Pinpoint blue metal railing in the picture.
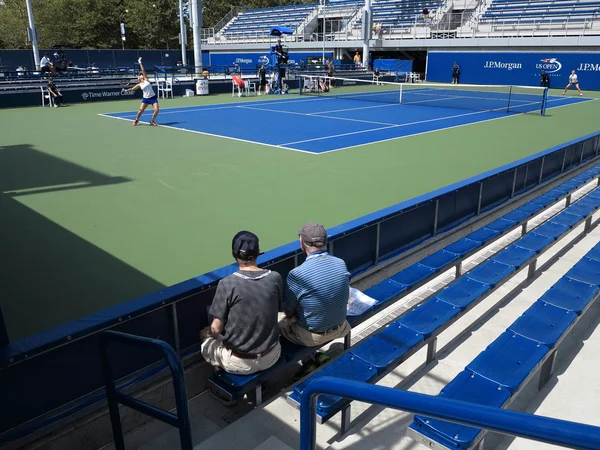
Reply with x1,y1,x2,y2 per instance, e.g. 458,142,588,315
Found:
300,377,600,450
99,331,192,450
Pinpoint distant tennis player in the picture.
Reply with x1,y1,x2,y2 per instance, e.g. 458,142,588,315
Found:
562,70,583,96
452,62,460,84
124,57,159,126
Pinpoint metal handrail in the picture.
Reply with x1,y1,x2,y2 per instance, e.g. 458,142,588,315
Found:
300,377,600,450
99,331,192,450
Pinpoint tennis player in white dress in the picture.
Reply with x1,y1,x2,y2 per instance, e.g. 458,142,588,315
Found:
562,70,583,96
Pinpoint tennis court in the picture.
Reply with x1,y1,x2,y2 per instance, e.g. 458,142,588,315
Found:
1,81,599,341
101,81,591,153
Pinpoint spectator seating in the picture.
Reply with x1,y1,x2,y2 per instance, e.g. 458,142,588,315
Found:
208,163,600,409
477,0,600,31
354,0,440,33
220,4,316,37
285,171,600,429
408,237,600,450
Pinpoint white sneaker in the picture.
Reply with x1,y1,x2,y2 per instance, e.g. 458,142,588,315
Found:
258,92,261,96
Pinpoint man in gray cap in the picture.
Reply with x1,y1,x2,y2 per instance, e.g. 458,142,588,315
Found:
201,231,282,378
279,222,350,347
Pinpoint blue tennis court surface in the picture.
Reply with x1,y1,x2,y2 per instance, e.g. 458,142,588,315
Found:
101,89,591,154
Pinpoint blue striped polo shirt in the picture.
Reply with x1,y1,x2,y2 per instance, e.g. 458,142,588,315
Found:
284,251,350,332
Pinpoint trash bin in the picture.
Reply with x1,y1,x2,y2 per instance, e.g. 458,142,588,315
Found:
196,79,209,96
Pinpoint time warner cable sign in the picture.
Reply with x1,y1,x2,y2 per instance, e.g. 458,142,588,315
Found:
427,52,600,89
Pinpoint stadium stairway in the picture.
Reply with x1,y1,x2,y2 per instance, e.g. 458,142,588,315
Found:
101,174,600,450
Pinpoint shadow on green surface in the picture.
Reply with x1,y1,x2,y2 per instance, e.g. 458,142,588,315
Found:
0,145,164,341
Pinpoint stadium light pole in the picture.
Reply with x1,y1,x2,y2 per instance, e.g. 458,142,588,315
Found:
190,0,202,74
25,0,41,70
179,0,187,66
362,0,371,68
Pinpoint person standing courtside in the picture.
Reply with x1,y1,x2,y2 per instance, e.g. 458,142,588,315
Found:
452,62,460,84
201,231,282,376
562,70,583,96
540,70,550,88
279,223,351,347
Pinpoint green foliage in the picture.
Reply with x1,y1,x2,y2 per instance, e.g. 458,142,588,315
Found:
0,0,317,49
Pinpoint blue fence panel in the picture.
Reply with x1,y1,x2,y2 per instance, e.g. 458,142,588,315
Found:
436,183,480,231
373,59,413,73
481,170,515,211
427,51,600,90
209,52,333,71
0,50,34,70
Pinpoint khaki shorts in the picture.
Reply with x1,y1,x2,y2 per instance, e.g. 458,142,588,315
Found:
278,313,350,347
201,336,281,375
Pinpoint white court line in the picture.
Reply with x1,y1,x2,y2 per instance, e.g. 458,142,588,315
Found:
236,105,399,126
307,103,399,115
305,97,596,155
102,95,330,117
97,113,315,155
99,96,595,156
280,108,488,146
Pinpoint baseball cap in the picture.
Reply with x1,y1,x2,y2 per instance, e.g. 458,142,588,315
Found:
232,231,261,260
299,222,328,246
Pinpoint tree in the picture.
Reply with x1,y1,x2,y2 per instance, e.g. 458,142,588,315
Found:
123,0,181,49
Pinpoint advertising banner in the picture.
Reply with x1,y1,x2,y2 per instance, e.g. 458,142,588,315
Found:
209,52,334,71
426,51,600,90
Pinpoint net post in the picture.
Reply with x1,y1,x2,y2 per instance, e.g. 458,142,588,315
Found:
299,75,304,96
541,87,549,116
399,83,403,104
507,85,512,114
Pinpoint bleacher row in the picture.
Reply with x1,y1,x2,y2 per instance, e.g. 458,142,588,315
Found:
480,0,600,24
207,163,600,411
222,4,315,37
355,0,439,30
409,239,600,449
282,165,600,429
219,0,439,37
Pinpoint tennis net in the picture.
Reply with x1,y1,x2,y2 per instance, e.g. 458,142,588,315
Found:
298,75,549,116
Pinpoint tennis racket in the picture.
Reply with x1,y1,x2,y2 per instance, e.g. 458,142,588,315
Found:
121,78,133,93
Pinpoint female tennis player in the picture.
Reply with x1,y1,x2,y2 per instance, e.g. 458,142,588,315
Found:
124,57,159,126
562,70,583,96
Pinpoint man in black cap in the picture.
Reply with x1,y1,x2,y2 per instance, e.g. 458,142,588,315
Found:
279,222,350,348
201,231,282,377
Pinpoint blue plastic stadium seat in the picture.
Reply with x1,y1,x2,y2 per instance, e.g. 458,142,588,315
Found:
534,222,569,239
502,209,532,222
399,299,460,338
545,186,571,198
467,332,549,392
390,263,436,288
485,218,516,232
350,322,423,374
211,356,286,394
364,279,407,309
518,202,544,215
466,227,501,244
467,260,515,287
410,371,511,449
420,249,460,270
288,353,377,419
587,243,600,262
568,201,598,217
509,301,577,348
436,277,491,310
565,257,600,287
492,245,536,269
540,276,599,314
530,195,556,207
550,211,582,228
579,195,600,209
515,232,554,253
445,238,482,256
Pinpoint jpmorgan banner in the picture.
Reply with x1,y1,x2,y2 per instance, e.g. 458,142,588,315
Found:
426,51,600,90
